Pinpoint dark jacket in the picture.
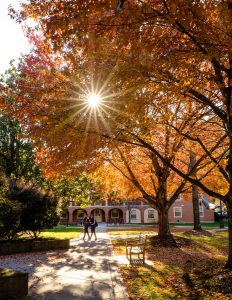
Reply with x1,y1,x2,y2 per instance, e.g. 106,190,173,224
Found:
89,217,97,228
83,216,90,228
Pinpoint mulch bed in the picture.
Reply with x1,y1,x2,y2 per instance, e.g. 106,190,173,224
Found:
149,234,194,248
183,229,213,236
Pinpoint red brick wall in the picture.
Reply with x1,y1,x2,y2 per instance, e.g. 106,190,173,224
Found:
169,198,214,223
67,196,215,224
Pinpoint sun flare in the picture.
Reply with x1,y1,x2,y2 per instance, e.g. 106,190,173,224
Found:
64,73,128,138
87,93,101,108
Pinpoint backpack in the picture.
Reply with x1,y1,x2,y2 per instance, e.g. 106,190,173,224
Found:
83,217,89,226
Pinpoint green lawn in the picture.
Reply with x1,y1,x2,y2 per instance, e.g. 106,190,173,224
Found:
172,222,228,228
21,226,82,240
112,231,232,300
40,226,82,239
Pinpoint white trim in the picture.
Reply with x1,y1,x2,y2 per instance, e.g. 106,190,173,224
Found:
174,207,182,218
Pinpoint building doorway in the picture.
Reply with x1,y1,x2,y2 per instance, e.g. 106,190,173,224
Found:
91,208,106,222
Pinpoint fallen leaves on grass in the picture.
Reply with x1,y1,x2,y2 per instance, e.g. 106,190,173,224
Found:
114,232,231,299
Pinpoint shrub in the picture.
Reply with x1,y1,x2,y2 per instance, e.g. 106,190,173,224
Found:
9,181,60,239
0,198,22,240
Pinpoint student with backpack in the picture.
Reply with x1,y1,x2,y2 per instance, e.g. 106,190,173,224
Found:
89,214,98,241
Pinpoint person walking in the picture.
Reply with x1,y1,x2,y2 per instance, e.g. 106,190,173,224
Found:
89,214,98,241
82,214,90,241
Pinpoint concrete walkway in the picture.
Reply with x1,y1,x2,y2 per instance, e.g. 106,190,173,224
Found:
0,229,129,300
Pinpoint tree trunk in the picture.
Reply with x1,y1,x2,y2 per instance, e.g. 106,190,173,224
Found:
158,208,171,237
225,134,232,269
190,151,202,231
192,184,202,231
225,205,232,269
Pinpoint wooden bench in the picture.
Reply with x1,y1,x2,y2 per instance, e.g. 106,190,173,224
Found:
126,233,147,264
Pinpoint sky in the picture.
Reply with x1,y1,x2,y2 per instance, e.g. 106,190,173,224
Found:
0,0,31,74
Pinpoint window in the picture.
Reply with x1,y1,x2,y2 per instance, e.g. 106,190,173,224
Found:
176,194,182,201
174,207,182,218
130,209,137,219
111,209,119,218
199,206,204,217
148,209,155,219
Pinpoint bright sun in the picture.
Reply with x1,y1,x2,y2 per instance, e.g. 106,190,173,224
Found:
87,94,101,108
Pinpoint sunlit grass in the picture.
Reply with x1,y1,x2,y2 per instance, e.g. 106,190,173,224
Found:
178,232,228,254
21,226,82,240
107,229,156,236
40,226,82,240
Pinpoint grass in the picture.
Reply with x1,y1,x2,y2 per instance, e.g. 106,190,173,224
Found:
112,231,232,299
107,228,156,236
40,226,82,239
107,223,227,236
171,222,228,228
21,226,82,240
178,231,228,254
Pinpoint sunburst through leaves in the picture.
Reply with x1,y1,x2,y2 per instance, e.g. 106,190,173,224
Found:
87,93,101,108
65,75,126,137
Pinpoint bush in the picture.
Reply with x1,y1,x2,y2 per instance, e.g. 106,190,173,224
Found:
9,181,60,239
0,198,22,240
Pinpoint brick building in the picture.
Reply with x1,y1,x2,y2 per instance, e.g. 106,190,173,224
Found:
67,195,215,225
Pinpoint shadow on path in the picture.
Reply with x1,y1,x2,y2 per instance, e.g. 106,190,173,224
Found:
0,233,128,300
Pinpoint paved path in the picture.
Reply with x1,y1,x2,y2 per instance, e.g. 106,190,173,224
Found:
0,229,129,300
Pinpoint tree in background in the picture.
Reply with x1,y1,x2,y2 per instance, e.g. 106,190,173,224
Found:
0,198,22,240
9,180,60,239
48,173,101,224
0,65,42,182
0,113,42,181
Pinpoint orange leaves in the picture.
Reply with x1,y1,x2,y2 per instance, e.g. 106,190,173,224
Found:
2,0,229,198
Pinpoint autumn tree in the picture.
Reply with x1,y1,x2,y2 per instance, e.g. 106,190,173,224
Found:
2,51,219,238
97,0,232,267
7,0,232,267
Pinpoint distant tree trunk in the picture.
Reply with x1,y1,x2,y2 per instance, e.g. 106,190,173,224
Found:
158,207,171,237
225,205,232,270
190,151,202,231
225,144,232,269
192,184,202,231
